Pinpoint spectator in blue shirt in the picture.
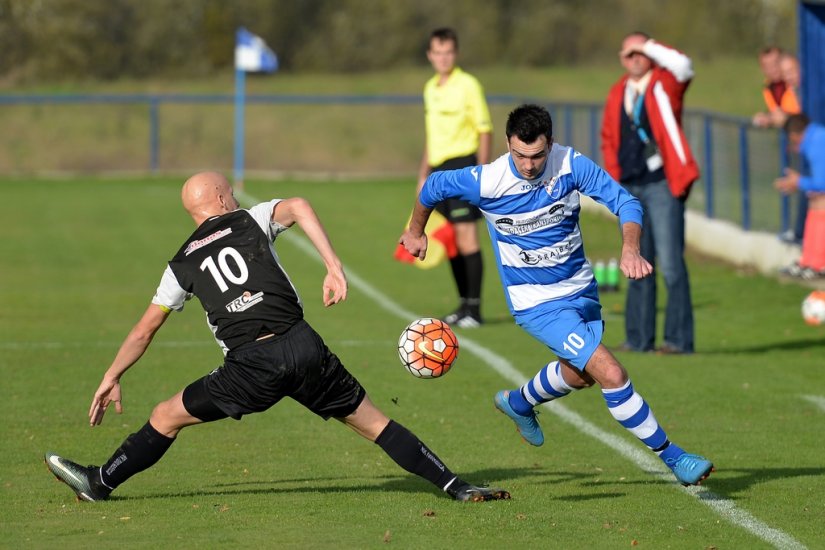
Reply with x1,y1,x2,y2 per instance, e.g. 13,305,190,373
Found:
776,114,825,279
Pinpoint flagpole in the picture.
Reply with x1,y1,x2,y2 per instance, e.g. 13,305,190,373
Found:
233,67,246,190
234,27,276,189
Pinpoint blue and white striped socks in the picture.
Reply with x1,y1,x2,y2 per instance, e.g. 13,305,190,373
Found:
508,361,575,415
602,380,683,461
507,366,684,463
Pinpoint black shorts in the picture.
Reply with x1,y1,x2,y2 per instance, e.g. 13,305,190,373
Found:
182,320,366,422
431,154,483,223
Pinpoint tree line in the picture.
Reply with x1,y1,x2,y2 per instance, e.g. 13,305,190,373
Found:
0,0,795,83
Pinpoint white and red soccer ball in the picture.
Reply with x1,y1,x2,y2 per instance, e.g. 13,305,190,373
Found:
397,318,459,378
802,290,825,326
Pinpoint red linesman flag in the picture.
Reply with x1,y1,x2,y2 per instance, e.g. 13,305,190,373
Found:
394,210,458,270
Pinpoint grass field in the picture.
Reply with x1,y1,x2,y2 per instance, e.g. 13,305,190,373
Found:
1,176,823,549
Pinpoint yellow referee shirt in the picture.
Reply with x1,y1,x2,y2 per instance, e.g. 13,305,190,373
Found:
424,67,493,168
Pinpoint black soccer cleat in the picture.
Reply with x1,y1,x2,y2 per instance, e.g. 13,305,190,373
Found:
45,452,111,502
441,307,466,326
448,481,511,502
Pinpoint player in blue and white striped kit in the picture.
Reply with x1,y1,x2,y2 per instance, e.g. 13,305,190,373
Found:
399,104,713,486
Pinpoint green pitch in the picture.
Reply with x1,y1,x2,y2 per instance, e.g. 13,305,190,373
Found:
1,177,822,549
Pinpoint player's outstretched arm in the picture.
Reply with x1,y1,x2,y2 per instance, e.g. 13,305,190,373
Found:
89,304,170,426
272,197,347,307
399,200,433,261
619,222,654,280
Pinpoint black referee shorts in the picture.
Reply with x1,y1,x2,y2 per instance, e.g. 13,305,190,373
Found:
182,320,366,422
431,153,483,223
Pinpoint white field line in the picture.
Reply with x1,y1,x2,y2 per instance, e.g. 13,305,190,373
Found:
242,189,808,549
801,395,825,413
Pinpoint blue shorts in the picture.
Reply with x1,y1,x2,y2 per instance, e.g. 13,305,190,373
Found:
514,293,604,371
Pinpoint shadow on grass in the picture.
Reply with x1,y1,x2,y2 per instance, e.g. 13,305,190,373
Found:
107,464,824,503
609,336,825,355
703,337,825,354
576,465,825,502
110,465,628,502
696,466,825,499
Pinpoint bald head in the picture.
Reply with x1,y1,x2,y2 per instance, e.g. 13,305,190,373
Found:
181,171,239,225
620,32,653,80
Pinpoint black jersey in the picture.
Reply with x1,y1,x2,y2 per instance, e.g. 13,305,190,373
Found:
152,200,303,352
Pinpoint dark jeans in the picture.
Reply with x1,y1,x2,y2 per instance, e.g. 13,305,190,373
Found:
794,192,809,241
622,179,694,353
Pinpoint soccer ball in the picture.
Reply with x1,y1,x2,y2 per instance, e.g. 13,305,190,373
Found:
801,291,825,326
397,318,459,378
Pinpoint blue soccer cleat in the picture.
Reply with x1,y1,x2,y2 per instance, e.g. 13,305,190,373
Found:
665,453,714,486
494,390,544,446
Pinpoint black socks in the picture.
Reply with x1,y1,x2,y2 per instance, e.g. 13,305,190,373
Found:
449,251,483,317
99,421,175,490
463,251,483,308
375,420,457,491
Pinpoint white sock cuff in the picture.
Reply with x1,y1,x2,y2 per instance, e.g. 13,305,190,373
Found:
601,379,632,395
549,361,575,392
98,466,115,490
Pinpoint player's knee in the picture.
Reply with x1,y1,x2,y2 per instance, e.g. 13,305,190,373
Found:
582,347,629,389
149,398,189,437
342,396,390,441
560,363,595,389
598,361,629,388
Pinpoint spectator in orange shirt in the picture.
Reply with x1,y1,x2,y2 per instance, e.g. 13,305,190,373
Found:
752,46,786,128
753,51,801,128
771,53,807,245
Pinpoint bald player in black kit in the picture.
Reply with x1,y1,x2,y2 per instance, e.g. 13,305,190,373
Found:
45,171,509,503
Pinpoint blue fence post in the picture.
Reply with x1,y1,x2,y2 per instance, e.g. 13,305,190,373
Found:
703,115,714,219
738,123,751,230
233,69,246,186
779,130,790,232
564,105,573,148
149,96,159,174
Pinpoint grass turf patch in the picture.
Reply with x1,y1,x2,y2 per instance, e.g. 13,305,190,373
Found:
1,176,822,548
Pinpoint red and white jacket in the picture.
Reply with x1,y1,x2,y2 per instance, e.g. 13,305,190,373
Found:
600,40,700,199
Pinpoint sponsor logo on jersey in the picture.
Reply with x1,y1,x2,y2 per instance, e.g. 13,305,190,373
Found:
185,228,233,256
494,204,565,235
225,290,264,313
545,177,563,200
519,250,541,265
518,240,575,265
520,176,558,192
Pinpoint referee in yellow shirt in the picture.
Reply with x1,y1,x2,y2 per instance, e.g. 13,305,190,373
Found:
417,27,493,328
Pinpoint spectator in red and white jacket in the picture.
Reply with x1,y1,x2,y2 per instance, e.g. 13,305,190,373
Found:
601,32,698,355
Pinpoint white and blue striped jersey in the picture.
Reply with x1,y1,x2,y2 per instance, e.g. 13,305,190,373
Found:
419,144,643,315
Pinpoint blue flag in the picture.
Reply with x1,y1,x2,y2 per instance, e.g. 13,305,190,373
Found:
235,27,278,73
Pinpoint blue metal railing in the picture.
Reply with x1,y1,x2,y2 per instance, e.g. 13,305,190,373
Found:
703,115,715,219
0,93,793,235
